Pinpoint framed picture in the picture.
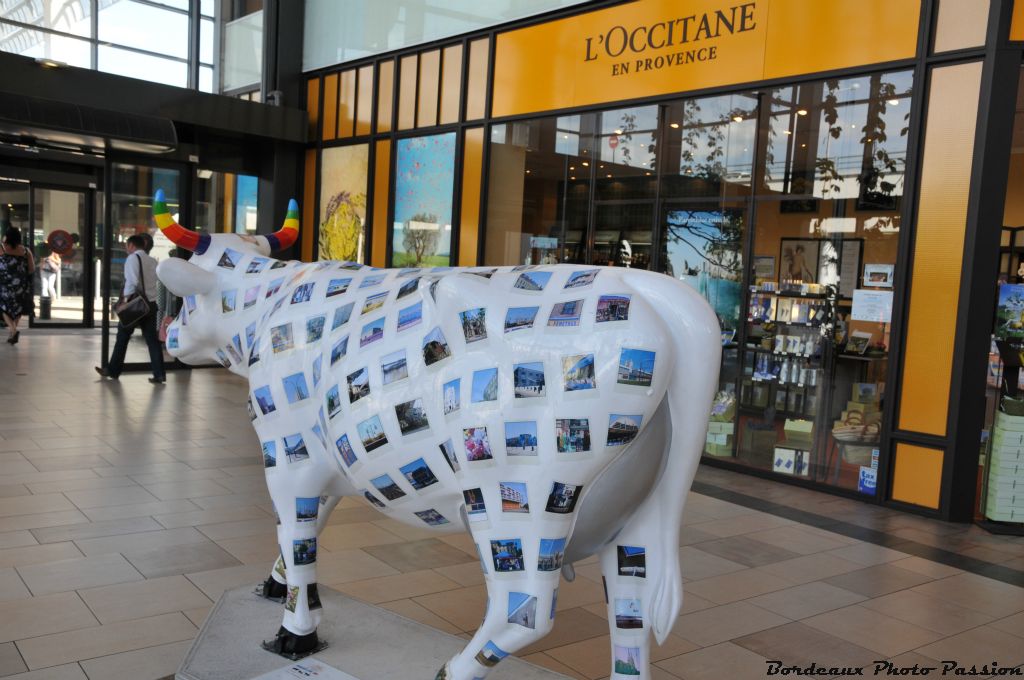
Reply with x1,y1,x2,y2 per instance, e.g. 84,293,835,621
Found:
862,264,894,288
752,256,775,282
779,239,820,283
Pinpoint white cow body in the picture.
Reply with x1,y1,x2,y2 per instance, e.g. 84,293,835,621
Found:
158,228,720,680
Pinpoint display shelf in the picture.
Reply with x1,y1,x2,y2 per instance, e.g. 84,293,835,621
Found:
748,289,828,299
739,405,814,420
745,345,822,361
837,353,888,362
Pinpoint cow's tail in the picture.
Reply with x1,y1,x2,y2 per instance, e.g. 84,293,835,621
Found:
630,270,721,644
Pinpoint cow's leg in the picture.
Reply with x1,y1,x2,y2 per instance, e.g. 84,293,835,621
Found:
597,540,652,678
262,512,324,657
438,533,561,680
260,495,340,600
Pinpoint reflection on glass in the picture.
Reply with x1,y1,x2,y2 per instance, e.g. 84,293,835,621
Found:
98,0,189,60
98,45,188,87
392,133,455,267
0,26,92,68
0,1,92,36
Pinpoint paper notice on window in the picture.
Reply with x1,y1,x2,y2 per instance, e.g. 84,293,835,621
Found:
851,289,893,323
254,660,360,680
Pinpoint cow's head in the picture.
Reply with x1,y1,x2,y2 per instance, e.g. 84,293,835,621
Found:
154,188,299,367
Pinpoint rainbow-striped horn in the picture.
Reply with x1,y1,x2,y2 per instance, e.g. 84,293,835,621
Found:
152,189,211,254
265,199,299,252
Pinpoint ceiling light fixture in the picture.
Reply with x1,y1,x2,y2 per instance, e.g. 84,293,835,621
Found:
796,109,808,116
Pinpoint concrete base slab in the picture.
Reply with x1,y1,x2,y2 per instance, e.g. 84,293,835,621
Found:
176,585,570,680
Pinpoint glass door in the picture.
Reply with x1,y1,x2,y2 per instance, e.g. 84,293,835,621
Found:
29,187,95,327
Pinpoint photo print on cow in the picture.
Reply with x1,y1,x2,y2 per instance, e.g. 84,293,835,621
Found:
490,539,524,573
338,261,362,271
439,438,460,472
400,457,438,490
504,421,538,457
563,353,597,391
414,508,450,526
615,598,643,629
265,277,284,299
214,349,231,368
217,248,242,270
311,421,328,451
326,385,343,419
463,487,486,522
313,356,325,388
248,345,260,367
293,538,317,566
362,291,388,315
225,343,243,365
500,481,529,513
335,434,358,467
262,441,277,468
282,372,310,404
607,414,643,446
614,645,642,675
538,537,567,572
545,482,582,514
359,273,386,288
459,307,487,343
358,415,388,452
307,584,322,611
291,282,315,305
423,326,451,365
397,301,423,332
332,301,354,330
548,299,584,327
596,294,631,323
381,349,408,385
305,316,326,344
295,497,319,523
443,377,460,414
618,348,656,387
475,640,509,668
347,367,370,403
166,327,180,350
285,586,299,612
245,323,256,350
246,256,269,274
505,305,539,333
244,285,260,309
617,545,646,577
253,385,276,415
396,398,429,435
463,427,493,461
330,336,349,366
362,490,385,508
397,277,419,299
359,317,385,347
551,588,558,620
564,268,599,289
221,289,237,314
514,270,552,292
326,277,352,297
556,418,591,453
283,433,309,463
471,368,498,403
370,473,406,500
507,592,537,630
270,323,294,354
513,362,546,398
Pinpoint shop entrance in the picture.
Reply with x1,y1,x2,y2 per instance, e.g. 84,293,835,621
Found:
29,186,97,327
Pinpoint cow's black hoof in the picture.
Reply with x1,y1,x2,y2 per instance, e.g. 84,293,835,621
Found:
434,662,451,680
258,577,287,600
261,626,325,660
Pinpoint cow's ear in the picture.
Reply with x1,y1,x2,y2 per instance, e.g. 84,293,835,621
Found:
157,258,218,297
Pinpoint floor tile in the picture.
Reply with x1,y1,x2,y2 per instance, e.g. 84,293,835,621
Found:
314,548,401,585
685,568,796,604
314,522,407,551
0,568,29,603
362,538,475,573
79,639,192,680
0,543,81,569
1,663,86,680
742,525,853,555
0,641,26,678
915,625,1024,668
694,535,802,567
377,599,461,635
0,592,98,643
803,604,944,656
63,486,160,510
80,500,199,523
334,568,462,604
18,553,142,596
519,652,588,680
0,495,75,519
141,479,233,501
75,527,209,557
520,606,609,655
78,575,212,624
655,641,769,680
888,556,962,579
859,588,995,635
0,532,36,551
823,563,934,598
30,517,162,544
16,612,196,670
910,572,1024,618
677,546,748,581
671,601,789,647
153,505,268,530
825,543,908,566
756,552,865,584
124,541,241,579
413,585,488,631
747,581,867,619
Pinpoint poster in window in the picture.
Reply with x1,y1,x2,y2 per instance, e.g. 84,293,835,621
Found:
392,133,455,267
779,239,820,283
319,145,368,263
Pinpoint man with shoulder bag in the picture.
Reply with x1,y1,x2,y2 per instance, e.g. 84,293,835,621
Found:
96,233,166,384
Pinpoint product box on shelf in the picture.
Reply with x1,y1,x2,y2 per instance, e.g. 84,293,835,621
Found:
773,447,810,476
783,418,814,447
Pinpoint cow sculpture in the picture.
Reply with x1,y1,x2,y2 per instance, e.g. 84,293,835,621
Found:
152,190,721,679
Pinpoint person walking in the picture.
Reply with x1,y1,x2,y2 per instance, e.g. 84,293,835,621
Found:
0,227,34,345
96,234,165,383
39,249,60,300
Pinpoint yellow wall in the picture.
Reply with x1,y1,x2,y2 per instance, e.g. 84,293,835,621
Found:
492,0,920,118
891,443,943,509
1005,152,1024,225
1013,0,1024,41
372,139,391,268
459,128,484,265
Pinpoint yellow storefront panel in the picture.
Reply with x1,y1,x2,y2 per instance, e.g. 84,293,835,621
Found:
1013,0,1024,41
899,62,982,436
418,49,441,128
302,149,316,262
440,44,463,125
377,60,395,133
492,0,919,118
306,78,319,141
465,38,489,121
338,69,356,138
356,65,373,136
891,443,943,509
321,73,338,141
372,139,391,268
398,55,418,130
459,127,484,266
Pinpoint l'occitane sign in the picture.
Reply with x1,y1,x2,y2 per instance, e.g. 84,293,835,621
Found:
492,0,920,118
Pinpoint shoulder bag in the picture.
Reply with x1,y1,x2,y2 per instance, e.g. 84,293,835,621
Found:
114,253,151,328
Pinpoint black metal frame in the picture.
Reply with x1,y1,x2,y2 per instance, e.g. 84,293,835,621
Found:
303,0,1024,520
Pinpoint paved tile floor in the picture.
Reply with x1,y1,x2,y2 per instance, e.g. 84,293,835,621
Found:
0,330,1020,679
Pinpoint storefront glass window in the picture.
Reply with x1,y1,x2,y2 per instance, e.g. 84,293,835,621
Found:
319,145,369,262
391,133,456,267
